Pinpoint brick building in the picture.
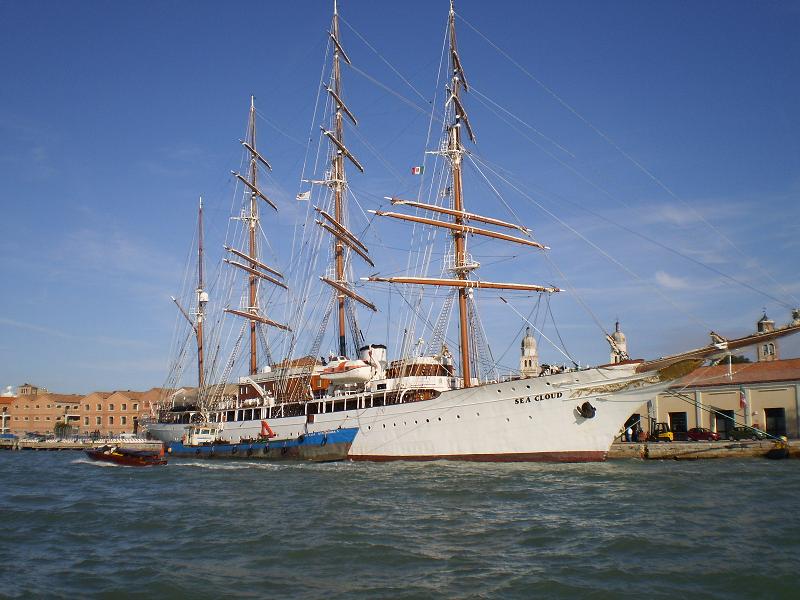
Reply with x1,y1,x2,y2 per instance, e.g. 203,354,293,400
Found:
3,385,164,437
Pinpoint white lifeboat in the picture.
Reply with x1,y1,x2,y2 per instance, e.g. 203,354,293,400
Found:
320,358,373,384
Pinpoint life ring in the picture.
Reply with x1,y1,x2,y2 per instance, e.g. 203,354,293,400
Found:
321,434,328,447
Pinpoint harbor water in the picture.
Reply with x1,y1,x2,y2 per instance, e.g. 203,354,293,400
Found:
0,453,798,599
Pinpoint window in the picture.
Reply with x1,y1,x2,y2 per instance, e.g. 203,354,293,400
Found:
85,405,89,411
109,416,114,425
109,404,114,411
121,416,127,425
35,405,39,409
84,417,89,425
96,417,101,425
97,404,101,411
133,403,139,411
34,417,39,421
46,417,50,421
121,404,127,411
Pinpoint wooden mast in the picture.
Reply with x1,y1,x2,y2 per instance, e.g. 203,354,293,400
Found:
197,196,206,389
332,0,347,358
448,0,473,387
316,0,375,358
366,0,558,389
224,96,291,372
247,96,259,375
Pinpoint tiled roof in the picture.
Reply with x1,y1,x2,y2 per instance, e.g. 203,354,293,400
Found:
671,358,800,389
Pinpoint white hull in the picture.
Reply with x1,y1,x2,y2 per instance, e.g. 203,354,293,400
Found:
145,363,666,462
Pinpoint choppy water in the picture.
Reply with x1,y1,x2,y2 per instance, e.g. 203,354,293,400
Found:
0,453,798,599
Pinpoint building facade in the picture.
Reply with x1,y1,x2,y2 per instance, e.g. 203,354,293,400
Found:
628,358,800,439
3,386,163,437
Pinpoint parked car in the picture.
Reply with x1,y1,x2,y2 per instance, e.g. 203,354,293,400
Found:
687,427,720,442
729,427,766,441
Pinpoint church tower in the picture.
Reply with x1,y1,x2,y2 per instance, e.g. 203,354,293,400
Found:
756,312,779,362
610,320,628,363
520,327,540,377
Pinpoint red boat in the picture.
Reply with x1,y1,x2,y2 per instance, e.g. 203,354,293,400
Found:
85,445,167,467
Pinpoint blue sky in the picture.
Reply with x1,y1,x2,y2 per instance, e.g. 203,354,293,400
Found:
1,0,798,394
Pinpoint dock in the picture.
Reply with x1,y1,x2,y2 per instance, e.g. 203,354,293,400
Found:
609,439,795,460
0,438,163,452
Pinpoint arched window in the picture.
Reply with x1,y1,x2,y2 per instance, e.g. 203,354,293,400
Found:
768,343,775,355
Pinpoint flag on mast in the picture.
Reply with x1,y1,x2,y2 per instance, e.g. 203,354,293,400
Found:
411,166,424,175
296,190,311,201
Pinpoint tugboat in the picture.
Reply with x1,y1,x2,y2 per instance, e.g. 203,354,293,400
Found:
166,421,358,462
85,445,168,467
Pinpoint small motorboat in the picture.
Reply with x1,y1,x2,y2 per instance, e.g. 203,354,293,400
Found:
85,445,167,467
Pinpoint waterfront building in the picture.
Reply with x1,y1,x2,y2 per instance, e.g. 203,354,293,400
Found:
3,386,164,437
623,313,799,439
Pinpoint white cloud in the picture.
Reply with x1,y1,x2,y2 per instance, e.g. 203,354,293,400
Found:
654,270,690,290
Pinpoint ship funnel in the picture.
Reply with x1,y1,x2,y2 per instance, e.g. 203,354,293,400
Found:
359,344,387,371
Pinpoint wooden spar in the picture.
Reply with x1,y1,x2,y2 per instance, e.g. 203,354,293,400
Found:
231,171,278,211
328,30,352,65
324,85,358,126
388,198,530,233
370,210,547,249
171,296,196,332
320,277,377,311
225,308,291,332
224,245,284,278
321,127,364,173
314,207,369,252
636,322,800,373
240,140,272,171
450,92,475,142
316,221,375,267
364,276,560,293
224,259,288,290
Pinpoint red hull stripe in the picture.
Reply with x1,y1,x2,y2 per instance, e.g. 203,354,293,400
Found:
350,451,607,463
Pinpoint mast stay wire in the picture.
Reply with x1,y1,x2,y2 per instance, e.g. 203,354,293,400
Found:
457,11,798,308
468,152,717,333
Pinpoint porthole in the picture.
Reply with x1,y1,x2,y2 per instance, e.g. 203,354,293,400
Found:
415,420,418,424
437,417,442,422
528,415,533,419
383,424,386,428
476,412,480,417
456,415,460,419
526,385,531,389
506,418,510,422
426,418,430,423
497,389,502,393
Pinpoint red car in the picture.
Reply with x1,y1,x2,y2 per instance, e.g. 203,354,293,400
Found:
687,427,720,441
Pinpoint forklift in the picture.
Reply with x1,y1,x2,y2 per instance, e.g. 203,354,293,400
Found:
647,417,673,442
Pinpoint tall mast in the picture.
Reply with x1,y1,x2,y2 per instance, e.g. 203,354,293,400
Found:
197,196,206,388
448,0,472,386
366,0,559,388
317,0,373,358
247,96,259,375
224,97,290,372
333,1,347,357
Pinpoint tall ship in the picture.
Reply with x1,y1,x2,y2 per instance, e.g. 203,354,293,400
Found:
144,1,800,461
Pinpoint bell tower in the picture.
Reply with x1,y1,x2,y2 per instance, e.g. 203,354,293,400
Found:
520,327,540,377
610,320,628,364
756,312,779,362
